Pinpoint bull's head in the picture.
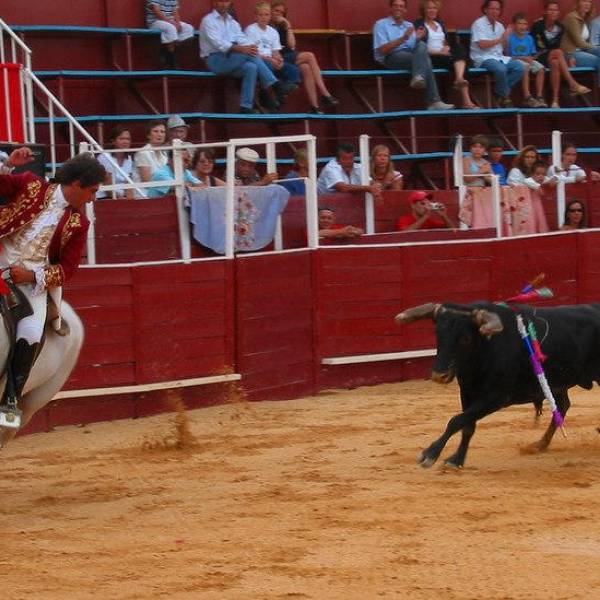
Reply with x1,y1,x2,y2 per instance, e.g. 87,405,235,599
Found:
395,303,503,384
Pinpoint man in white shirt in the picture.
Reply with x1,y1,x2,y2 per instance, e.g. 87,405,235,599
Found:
317,143,383,199
372,0,453,110
199,0,294,113
470,0,525,107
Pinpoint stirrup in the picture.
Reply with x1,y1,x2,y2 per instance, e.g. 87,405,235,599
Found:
0,402,22,429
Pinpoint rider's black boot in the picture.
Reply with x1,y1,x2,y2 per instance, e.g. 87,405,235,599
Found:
7,339,39,402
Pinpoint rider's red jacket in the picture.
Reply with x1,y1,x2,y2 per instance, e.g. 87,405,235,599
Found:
0,171,89,288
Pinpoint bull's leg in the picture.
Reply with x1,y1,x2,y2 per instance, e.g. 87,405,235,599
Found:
443,422,477,469
529,390,570,453
419,399,502,468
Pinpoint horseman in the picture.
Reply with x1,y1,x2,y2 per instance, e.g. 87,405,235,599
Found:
0,148,105,423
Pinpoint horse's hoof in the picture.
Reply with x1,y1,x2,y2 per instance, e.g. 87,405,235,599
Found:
418,453,436,468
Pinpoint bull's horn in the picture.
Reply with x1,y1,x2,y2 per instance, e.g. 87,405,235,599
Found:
472,309,504,336
395,303,442,325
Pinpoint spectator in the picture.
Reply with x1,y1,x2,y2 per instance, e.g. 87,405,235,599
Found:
270,1,339,113
0,151,12,175
134,120,168,183
561,198,587,229
397,190,454,230
561,0,600,84
148,148,200,198
414,0,478,109
199,0,294,114
373,0,454,111
507,12,547,107
527,160,556,190
244,2,300,111
370,144,404,190
167,114,189,142
487,138,507,185
507,145,541,186
234,147,278,186
317,143,382,198
470,0,525,108
190,148,225,187
547,142,600,182
463,135,492,187
97,125,134,199
318,207,364,240
531,1,590,108
281,148,308,196
146,0,194,69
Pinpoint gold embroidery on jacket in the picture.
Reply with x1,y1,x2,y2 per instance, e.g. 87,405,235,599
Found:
44,264,64,288
0,181,56,231
60,212,82,248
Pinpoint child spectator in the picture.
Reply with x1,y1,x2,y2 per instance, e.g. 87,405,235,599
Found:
508,13,547,107
318,207,364,240
244,2,300,111
463,135,492,187
146,0,194,69
527,160,556,190
370,144,404,190
397,190,454,230
486,138,507,185
97,125,134,199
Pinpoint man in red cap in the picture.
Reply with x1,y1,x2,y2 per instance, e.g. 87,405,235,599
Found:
397,190,455,231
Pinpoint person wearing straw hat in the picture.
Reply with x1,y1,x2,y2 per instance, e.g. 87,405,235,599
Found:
167,115,190,143
234,147,278,186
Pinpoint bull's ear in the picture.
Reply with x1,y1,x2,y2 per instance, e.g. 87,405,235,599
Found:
472,309,503,337
395,303,442,325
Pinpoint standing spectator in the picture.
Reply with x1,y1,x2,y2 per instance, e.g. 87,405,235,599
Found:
190,148,225,187
507,145,541,186
414,0,478,109
317,143,383,198
531,1,590,108
463,135,492,187
134,120,168,183
507,13,547,107
199,0,294,114
547,142,600,182
97,125,134,199
561,199,587,229
397,190,454,230
167,114,189,142
146,0,194,69
270,1,339,113
470,0,525,108
234,147,278,186
487,138,507,185
561,0,600,83
373,0,454,111
281,148,308,196
370,144,404,190
318,207,364,240
244,2,300,111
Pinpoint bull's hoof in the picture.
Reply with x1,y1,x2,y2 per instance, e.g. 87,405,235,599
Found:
443,459,463,470
418,452,436,468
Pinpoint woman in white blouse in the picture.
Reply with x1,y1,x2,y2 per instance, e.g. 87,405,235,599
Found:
97,125,134,199
547,142,600,183
134,120,168,183
414,0,478,109
507,145,542,187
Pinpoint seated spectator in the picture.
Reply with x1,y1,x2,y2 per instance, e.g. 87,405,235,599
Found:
561,0,600,85
373,0,454,111
134,120,168,183
281,148,308,196
487,138,507,185
507,145,541,186
414,0,478,109
397,190,455,230
547,142,600,182
270,1,339,113
190,148,225,187
470,0,525,108
561,198,587,230
97,125,134,199
146,0,194,69
370,144,404,190
167,114,189,142
508,12,547,107
199,0,294,114
244,2,300,111
148,148,200,198
463,135,492,187
317,143,382,198
531,1,590,108
234,147,278,186
318,207,364,240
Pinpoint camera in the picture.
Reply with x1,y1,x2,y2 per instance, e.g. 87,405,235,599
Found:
429,202,444,210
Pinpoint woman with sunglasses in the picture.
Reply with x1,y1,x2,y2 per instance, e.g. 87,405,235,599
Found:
561,199,587,229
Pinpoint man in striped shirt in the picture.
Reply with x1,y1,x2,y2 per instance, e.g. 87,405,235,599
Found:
146,0,194,69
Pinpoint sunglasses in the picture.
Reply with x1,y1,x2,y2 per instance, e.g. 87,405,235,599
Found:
568,208,583,213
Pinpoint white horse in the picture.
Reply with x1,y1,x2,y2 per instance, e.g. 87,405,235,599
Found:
0,301,84,448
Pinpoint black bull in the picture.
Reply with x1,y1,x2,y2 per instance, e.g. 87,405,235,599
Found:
395,301,600,468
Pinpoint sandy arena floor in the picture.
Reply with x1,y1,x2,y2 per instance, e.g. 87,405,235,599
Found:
2,380,600,600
